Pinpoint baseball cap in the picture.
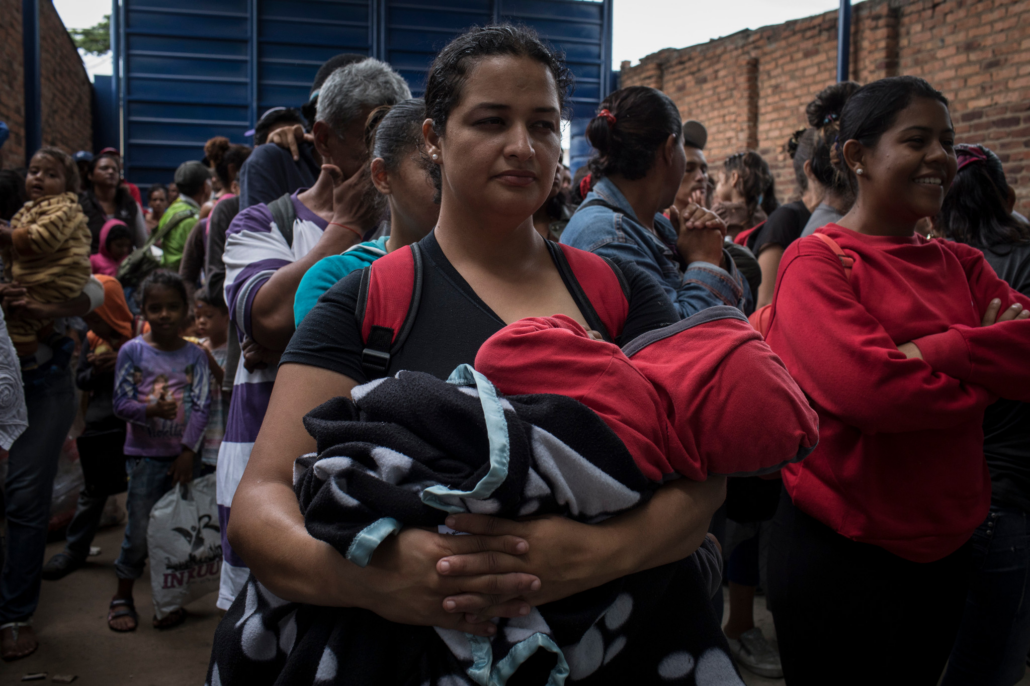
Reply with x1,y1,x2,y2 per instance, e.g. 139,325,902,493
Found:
98,147,120,157
74,150,94,163
682,120,708,150
174,160,211,194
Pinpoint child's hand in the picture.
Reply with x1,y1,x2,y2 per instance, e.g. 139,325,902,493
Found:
146,391,178,420
168,449,195,485
89,351,118,373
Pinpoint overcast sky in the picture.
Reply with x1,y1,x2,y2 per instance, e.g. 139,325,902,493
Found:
55,0,861,80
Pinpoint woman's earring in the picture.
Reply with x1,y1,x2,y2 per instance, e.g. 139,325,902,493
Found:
431,153,439,160
856,168,864,175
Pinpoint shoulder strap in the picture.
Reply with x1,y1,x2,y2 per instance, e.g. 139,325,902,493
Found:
268,193,296,249
357,243,423,378
750,231,854,337
147,207,194,249
555,243,630,342
812,232,854,280
734,220,765,248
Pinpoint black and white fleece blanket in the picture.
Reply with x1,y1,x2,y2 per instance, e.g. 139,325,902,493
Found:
207,365,741,686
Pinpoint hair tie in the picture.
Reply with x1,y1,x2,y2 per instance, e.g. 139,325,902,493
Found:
597,109,617,127
956,145,988,173
579,173,593,199
822,113,839,126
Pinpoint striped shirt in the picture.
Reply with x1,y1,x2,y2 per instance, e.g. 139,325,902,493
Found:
215,191,327,610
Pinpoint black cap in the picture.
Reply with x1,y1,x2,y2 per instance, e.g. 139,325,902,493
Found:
682,120,707,150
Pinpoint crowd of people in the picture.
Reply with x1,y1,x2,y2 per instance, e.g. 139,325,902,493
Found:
0,22,1027,686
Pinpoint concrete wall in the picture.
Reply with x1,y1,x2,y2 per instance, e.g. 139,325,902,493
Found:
0,0,93,169
620,0,1030,215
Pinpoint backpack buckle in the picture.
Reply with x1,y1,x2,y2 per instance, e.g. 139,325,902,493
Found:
360,347,391,374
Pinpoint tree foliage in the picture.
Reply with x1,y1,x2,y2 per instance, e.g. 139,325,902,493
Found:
69,14,110,56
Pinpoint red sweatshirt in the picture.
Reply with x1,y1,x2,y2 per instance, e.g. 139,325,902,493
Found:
766,224,1030,563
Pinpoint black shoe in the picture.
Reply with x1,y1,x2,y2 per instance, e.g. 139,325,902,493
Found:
41,553,83,581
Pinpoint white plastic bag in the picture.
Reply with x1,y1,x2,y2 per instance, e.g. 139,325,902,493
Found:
147,473,221,619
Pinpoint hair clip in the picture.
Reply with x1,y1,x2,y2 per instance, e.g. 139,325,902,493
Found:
822,113,839,126
597,109,617,127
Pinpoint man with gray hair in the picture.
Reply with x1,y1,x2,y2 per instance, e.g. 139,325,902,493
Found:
238,56,409,209
214,57,409,610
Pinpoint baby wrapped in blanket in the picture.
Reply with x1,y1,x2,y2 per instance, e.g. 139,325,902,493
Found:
208,306,817,686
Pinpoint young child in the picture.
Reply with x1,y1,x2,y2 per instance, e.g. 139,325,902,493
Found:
2,147,92,357
108,270,211,632
194,290,229,471
89,218,134,277
42,275,135,580
475,312,820,482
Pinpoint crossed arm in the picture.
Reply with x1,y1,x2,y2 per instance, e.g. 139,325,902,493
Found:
228,362,726,636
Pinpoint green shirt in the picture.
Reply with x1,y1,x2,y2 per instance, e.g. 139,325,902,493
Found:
158,196,200,271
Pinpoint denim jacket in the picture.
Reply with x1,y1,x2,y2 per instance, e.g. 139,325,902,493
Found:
561,177,752,317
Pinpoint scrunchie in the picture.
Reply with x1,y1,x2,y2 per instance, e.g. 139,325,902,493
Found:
597,109,617,127
956,145,988,173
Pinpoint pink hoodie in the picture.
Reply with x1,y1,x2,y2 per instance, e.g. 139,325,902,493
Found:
89,218,130,277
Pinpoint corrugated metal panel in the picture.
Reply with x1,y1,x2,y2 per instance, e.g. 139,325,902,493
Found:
115,0,609,186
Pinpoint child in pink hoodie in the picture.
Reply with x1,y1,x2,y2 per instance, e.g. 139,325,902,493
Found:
89,218,134,277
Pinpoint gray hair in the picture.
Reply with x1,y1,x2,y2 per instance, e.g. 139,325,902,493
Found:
316,59,411,137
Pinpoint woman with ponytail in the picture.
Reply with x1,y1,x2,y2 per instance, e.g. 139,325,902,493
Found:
800,81,860,236
561,86,753,317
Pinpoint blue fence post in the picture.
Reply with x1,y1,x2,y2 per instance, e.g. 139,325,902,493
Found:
837,0,851,82
22,0,41,166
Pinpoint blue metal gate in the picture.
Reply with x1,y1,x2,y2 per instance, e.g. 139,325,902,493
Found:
111,0,612,186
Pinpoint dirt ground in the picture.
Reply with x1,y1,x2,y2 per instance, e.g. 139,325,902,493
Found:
6,507,1030,686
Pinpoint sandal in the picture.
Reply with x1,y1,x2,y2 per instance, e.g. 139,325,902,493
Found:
1,621,38,661
108,598,138,632
153,608,187,630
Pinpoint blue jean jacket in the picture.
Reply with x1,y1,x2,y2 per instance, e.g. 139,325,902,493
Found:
561,177,752,318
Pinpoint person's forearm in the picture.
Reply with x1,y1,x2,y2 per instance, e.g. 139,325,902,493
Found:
229,479,365,606
250,227,361,349
601,476,726,577
35,292,91,319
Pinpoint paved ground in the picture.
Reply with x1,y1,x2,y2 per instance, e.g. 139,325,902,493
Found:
7,507,1030,685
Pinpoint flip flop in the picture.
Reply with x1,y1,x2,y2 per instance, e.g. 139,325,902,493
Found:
1,621,38,661
108,598,138,632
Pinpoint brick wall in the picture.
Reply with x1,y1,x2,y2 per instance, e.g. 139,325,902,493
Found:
0,0,93,170
620,0,1030,216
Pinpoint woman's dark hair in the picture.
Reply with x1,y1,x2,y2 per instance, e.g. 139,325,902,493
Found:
587,86,681,181
205,137,252,188
787,128,816,193
425,24,572,139
935,143,1029,253
722,150,778,219
90,152,120,176
833,76,949,185
140,270,189,311
806,81,860,195
365,98,435,206
0,169,27,221
148,183,167,204
105,222,133,248
366,98,427,172
34,147,80,194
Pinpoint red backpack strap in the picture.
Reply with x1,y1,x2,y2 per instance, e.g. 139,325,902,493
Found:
556,244,630,342
734,220,765,248
812,232,854,280
748,232,853,338
357,244,423,377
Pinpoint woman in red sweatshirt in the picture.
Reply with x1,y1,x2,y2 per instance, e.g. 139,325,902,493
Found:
763,75,1030,685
